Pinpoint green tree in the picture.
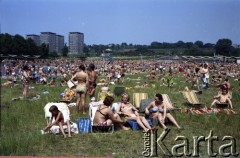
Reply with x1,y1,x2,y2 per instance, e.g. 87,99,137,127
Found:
12,34,27,55
26,38,39,55
194,41,204,48
215,39,232,56
0,33,13,54
39,43,49,58
176,41,185,48
62,44,68,57
184,44,200,55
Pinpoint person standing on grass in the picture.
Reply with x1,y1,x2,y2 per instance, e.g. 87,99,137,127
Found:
87,63,98,87
22,65,31,97
43,105,71,138
71,64,88,114
199,63,209,93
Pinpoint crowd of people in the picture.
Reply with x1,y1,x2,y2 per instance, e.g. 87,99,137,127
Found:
1,58,240,137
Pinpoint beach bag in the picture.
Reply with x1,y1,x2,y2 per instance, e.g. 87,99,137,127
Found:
77,118,91,133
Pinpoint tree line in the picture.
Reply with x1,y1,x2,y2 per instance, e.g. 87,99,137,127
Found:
1,33,240,58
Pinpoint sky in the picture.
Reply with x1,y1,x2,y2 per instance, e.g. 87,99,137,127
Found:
1,0,240,45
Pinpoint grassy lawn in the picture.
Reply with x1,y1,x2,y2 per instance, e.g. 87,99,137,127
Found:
1,72,240,157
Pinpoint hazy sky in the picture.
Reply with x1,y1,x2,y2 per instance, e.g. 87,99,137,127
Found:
1,0,240,45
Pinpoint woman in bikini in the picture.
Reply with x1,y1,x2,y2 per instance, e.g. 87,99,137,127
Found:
116,93,152,132
145,93,181,130
93,96,129,130
71,64,88,114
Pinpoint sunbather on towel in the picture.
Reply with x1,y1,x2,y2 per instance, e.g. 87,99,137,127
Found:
116,93,152,132
211,89,233,109
145,93,181,130
43,105,71,138
93,96,129,130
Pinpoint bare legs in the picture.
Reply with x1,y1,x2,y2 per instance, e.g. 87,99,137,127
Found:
43,121,72,138
158,113,181,130
127,115,152,132
22,84,29,97
76,92,87,114
114,114,130,130
211,99,233,109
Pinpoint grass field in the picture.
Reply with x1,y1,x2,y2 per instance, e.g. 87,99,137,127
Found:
1,72,240,157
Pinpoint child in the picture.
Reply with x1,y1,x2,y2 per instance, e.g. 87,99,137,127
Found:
43,105,71,138
211,89,233,109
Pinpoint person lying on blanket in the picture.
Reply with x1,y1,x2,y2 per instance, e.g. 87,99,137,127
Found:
43,105,71,138
210,89,233,109
93,96,129,130
145,93,181,130
116,93,152,132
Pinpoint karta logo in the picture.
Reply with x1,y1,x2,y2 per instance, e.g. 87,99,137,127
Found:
142,129,239,157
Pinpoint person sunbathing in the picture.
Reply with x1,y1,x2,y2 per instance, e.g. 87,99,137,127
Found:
93,96,129,130
134,82,148,89
2,79,14,87
211,89,233,109
145,93,181,130
116,93,152,132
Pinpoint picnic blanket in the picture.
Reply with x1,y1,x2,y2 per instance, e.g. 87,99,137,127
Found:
184,107,237,115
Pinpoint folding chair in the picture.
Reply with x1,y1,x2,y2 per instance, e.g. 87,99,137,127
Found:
133,93,148,109
162,94,182,112
182,90,204,108
89,101,114,134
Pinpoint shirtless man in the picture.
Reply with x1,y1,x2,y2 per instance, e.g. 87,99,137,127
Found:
71,64,88,113
211,89,233,109
87,63,98,87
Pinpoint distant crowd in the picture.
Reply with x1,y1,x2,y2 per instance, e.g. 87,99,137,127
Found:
2,58,240,137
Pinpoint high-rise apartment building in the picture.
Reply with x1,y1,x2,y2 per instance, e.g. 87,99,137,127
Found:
69,32,84,54
40,32,56,53
56,35,64,54
26,34,40,46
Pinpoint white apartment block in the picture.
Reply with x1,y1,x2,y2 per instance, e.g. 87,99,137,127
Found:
40,32,56,53
69,32,84,54
56,35,64,54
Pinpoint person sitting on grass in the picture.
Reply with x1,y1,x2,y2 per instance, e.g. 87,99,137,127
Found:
116,93,152,132
47,77,56,86
43,105,71,138
93,96,129,130
210,89,233,109
145,93,181,130
134,82,149,89
1,79,14,87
